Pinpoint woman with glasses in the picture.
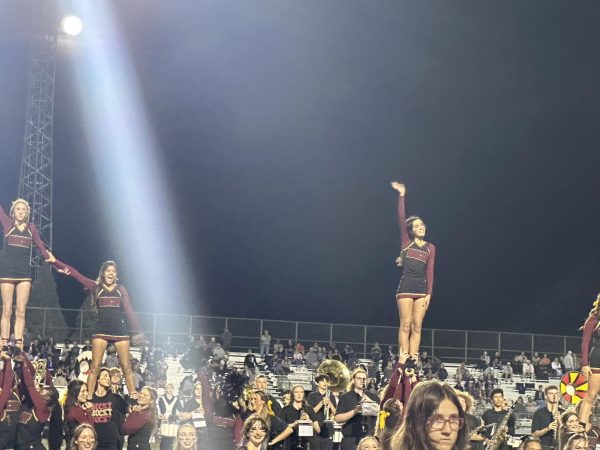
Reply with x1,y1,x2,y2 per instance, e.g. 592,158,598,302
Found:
390,182,436,362
392,380,468,450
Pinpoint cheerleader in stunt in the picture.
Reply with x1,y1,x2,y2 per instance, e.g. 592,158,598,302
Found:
0,199,58,350
55,260,144,398
390,183,435,361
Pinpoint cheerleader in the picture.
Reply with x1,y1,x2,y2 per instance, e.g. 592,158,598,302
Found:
0,352,21,449
121,387,158,450
238,416,270,450
579,294,600,427
390,183,435,360
55,260,143,397
0,199,57,349
15,356,62,450
247,391,293,449
64,380,94,448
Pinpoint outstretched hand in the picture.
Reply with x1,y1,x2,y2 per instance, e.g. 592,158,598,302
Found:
45,251,56,264
57,267,71,275
390,182,405,196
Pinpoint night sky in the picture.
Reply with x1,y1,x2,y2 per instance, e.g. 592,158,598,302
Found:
1,0,600,336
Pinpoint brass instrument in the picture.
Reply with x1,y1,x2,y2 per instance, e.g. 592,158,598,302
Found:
317,360,350,393
34,359,47,386
485,405,515,450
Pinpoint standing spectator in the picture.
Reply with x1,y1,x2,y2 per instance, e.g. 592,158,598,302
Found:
91,368,128,450
244,350,259,381
334,368,379,450
370,343,382,364
221,328,232,352
563,351,574,373
158,383,181,450
481,388,515,450
278,385,320,450
305,347,319,370
530,385,561,449
260,331,271,360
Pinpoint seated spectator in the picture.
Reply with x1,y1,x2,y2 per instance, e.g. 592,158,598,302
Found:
514,396,526,413
502,362,513,382
305,348,319,369
292,351,304,366
436,363,448,381
522,358,534,380
532,352,540,366
371,342,382,363
551,358,562,376
478,351,490,370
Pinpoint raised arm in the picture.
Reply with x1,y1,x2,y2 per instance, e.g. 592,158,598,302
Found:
426,244,436,295
119,286,143,335
0,204,12,233
581,315,597,368
0,355,14,416
391,182,410,249
21,357,50,422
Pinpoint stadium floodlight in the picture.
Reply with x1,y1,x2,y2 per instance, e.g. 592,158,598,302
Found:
61,15,83,36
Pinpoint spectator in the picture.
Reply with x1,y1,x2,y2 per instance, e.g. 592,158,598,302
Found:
305,347,319,370
436,363,448,381
478,351,490,370
563,351,574,373
522,358,534,380
260,330,271,360
534,385,545,406
221,328,232,352
530,385,560,448
244,350,258,381
371,343,382,364
502,362,513,382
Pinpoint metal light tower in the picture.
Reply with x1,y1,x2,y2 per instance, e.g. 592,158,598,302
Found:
18,8,57,272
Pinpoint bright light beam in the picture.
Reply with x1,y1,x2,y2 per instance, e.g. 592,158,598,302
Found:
61,15,83,36
64,3,201,323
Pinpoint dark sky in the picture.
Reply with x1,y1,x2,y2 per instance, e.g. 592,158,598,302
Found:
1,0,600,335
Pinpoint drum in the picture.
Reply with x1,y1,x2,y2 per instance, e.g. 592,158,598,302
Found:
160,423,178,437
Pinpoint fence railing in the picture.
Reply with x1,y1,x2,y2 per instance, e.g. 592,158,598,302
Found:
15,307,582,364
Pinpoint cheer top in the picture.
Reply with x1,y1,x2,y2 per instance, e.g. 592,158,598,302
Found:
55,262,142,340
0,206,52,281
0,358,21,450
15,359,51,450
122,409,153,450
396,194,435,297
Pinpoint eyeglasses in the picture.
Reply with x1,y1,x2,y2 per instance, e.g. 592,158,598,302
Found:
428,415,464,431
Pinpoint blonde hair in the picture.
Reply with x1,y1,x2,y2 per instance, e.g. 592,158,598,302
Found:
453,389,474,412
347,367,369,392
9,198,30,222
357,436,379,449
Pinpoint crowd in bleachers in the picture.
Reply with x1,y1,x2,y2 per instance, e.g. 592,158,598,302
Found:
0,330,594,450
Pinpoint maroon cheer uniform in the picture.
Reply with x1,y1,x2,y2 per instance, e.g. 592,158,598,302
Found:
0,358,21,449
396,194,435,298
122,409,153,450
15,359,51,450
0,206,52,282
54,263,142,342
